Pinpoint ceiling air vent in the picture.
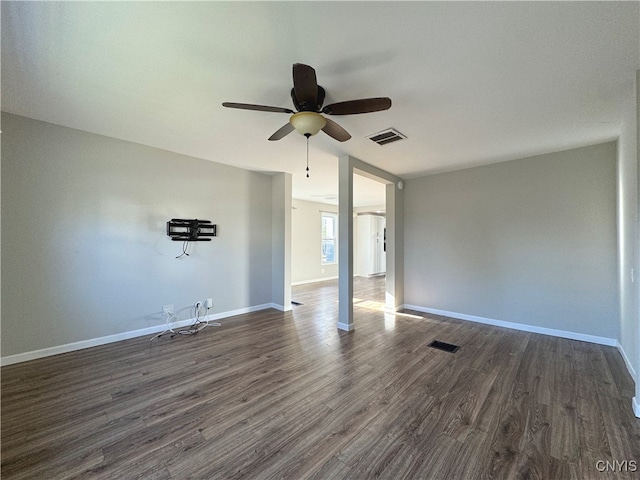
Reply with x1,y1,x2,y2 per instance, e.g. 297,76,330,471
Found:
367,128,406,146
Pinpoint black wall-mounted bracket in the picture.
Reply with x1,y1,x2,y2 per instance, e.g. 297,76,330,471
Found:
166,219,217,241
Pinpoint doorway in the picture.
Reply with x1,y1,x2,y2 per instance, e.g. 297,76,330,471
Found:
337,155,403,331
289,173,386,309
353,173,387,307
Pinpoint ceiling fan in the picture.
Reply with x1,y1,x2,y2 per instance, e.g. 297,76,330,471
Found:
222,63,392,143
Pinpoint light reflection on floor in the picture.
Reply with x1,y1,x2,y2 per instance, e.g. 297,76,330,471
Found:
292,277,424,334
352,299,424,331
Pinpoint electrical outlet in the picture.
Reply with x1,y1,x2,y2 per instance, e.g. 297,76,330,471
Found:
205,298,213,308
162,304,173,315
195,301,203,310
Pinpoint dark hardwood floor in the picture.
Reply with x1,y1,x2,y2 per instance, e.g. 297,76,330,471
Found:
2,276,639,479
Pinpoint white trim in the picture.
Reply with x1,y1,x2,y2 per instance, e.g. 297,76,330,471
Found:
1,303,275,367
402,304,617,346
205,303,275,321
292,274,385,285
270,303,292,312
616,341,637,380
291,276,338,286
633,397,640,418
337,322,354,332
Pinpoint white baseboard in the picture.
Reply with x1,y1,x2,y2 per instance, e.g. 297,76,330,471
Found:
337,322,355,332
270,303,293,312
402,304,617,347
1,303,275,367
616,341,637,381
291,276,338,286
633,397,640,418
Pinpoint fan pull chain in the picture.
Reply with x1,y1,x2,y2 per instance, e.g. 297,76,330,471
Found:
305,134,310,178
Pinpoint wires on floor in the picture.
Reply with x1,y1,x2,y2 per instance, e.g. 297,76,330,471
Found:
177,302,221,336
149,302,221,344
149,312,180,343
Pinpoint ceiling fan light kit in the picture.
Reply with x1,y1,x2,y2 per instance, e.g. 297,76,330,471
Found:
290,111,326,137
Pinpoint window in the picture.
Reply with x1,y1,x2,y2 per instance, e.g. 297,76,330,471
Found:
321,212,338,264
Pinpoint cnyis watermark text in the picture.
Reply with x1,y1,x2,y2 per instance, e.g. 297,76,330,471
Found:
595,460,637,473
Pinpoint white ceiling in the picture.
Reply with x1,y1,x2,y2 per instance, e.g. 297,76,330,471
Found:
2,2,638,208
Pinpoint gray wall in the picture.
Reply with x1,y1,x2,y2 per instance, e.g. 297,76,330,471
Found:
404,142,619,339
291,199,339,284
1,113,274,358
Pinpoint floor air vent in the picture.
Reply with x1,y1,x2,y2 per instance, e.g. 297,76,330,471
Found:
367,128,406,146
428,340,460,353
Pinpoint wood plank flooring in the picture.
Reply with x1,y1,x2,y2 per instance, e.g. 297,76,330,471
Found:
2,276,639,479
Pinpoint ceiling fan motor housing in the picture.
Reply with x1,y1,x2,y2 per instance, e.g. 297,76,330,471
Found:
291,86,325,112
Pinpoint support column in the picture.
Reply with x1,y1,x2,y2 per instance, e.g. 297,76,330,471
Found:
635,69,640,417
271,172,292,311
385,182,404,311
338,155,354,331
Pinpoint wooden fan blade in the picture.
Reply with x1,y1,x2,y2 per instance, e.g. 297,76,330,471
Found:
223,102,293,114
322,97,392,115
322,118,351,142
292,63,318,108
268,122,295,141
